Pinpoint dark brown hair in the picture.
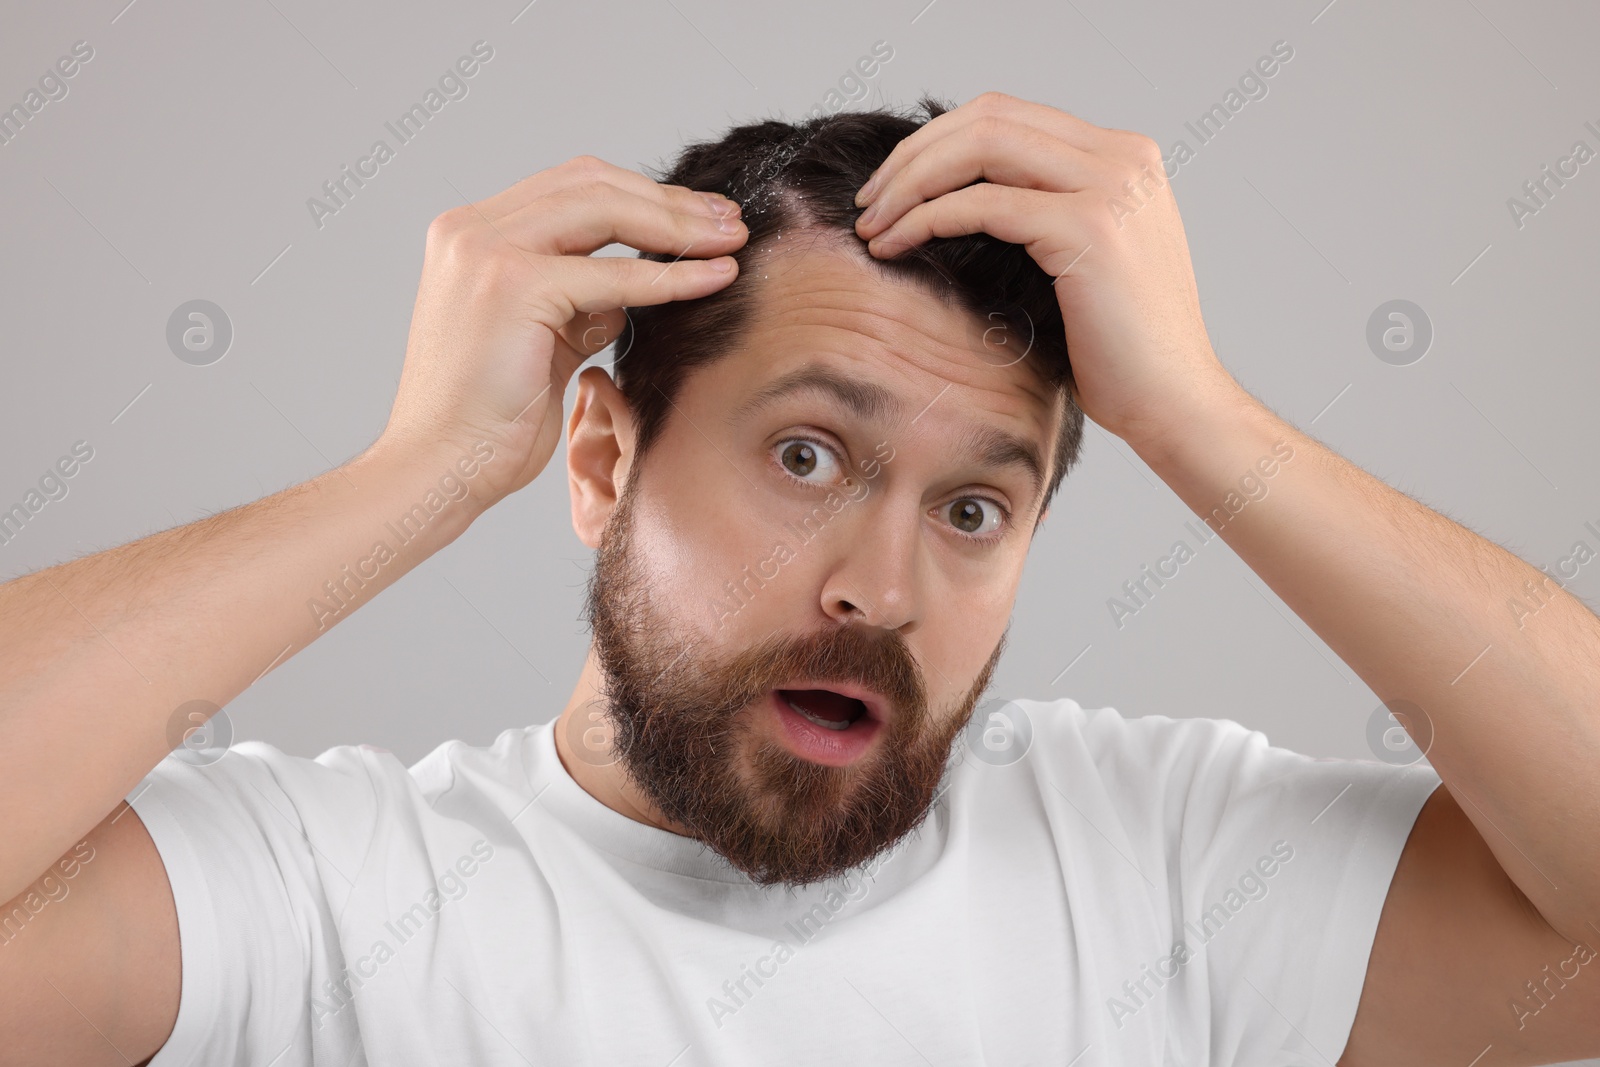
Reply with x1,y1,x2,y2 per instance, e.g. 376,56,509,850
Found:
613,94,1084,516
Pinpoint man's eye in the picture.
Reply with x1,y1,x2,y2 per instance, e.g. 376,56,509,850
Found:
776,438,841,482
945,497,1005,537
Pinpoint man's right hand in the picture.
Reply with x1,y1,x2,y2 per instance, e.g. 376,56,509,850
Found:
379,155,746,509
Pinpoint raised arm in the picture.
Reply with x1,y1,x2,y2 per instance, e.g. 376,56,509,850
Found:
1133,385,1600,1065
0,155,747,1065
850,90,1600,1062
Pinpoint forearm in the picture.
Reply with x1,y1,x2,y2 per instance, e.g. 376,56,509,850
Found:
0,436,492,903
1128,382,1600,940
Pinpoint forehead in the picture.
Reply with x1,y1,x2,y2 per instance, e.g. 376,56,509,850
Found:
695,234,1061,474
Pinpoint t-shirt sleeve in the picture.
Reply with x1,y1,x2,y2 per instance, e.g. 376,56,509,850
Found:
127,740,386,1067
1065,702,1442,1066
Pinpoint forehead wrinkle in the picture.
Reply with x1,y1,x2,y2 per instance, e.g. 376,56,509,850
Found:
727,364,903,428
756,281,957,366
750,271,1050,415
746,243,956,353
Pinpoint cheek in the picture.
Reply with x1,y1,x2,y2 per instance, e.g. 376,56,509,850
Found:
927,618,1001,695
632,460,802,630
923,578,1016,698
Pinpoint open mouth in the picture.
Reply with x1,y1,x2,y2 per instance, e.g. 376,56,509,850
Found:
776,688,871,731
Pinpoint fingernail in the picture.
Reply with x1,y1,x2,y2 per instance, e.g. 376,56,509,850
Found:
697,192,731,216
710,257,734,272
856,173,880,206
858,201,880,228
873,228,908,253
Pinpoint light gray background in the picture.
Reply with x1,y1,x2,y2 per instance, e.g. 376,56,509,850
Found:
4,3,1598,818
5,1,1598,1059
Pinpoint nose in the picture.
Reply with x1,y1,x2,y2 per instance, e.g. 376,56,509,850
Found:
818,489,923,634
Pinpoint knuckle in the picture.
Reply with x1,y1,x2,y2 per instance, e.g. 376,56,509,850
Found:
558,168,621,216
426,206,467,244
1120,130,1163,166
435,226,527,296
972,114,1011,144
973,90,1012,111
565,154,610,179
553,183,617,232
425,208,495,267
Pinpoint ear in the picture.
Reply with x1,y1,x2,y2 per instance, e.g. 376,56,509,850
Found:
567,366,636,548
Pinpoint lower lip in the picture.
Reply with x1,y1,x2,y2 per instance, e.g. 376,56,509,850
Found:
768,690,882,767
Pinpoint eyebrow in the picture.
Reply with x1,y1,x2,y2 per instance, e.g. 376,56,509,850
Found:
728,364,1047,504
953,423,1046,505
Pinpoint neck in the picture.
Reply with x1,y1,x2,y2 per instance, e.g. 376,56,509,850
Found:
553,647,693,837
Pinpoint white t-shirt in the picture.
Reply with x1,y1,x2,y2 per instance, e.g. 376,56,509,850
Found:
127,697,1440,1066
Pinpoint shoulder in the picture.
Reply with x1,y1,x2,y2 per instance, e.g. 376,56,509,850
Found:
951,695,1439,856
963,694,1271,789
946,695,1273,855
130,722,554,878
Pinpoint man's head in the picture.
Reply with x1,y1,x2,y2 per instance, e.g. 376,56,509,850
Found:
561,97,1083,888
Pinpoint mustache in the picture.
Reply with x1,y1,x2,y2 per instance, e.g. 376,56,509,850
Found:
603,618,931,749
722,622,927,720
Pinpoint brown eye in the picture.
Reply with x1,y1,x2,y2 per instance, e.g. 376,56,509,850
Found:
946,498,1003,536
776,438,841,482
781,441,817,476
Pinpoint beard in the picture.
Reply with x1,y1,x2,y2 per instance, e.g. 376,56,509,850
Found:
582,473,1009,889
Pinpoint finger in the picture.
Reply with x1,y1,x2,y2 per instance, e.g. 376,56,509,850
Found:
596,169,743,227
856,93,1111,210
492,181,747,259
558,306,629,358
535,250,739,321
855,117,1121,241
474,154,737,228
864,183,1093,278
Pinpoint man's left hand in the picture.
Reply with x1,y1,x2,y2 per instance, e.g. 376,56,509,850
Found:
852,90,1239,450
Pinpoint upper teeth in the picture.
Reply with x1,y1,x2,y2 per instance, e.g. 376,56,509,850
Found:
786,696,853,731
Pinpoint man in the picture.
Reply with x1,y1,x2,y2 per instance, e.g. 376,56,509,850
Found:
1,92,1597,1065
